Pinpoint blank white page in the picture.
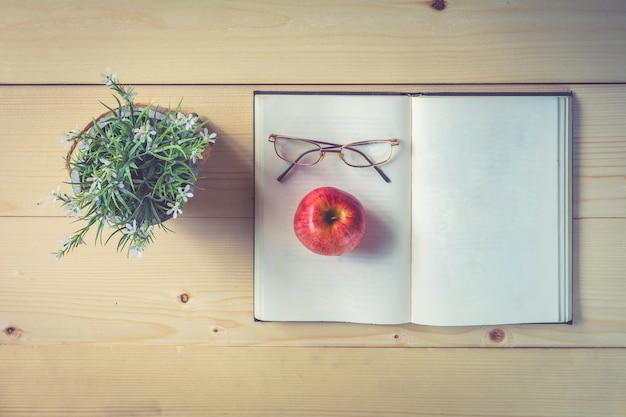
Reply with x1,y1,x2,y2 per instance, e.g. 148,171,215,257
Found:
411,95,571,326
255,93,413,324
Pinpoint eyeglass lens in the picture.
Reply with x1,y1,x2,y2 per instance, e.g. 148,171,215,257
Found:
273,137,322,165
340,141,393,167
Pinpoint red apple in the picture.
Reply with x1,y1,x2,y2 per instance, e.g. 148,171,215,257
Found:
293,186,367,256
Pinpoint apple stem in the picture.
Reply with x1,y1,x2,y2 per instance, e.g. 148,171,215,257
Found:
324,210,339,225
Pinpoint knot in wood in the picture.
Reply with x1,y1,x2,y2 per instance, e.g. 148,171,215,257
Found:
430,0,447,11
4,326,23,340
488,328,506,344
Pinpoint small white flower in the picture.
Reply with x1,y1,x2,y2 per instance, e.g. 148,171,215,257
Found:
136,224,154,240
189,148,203,164
129,245,143,258
122,220,137,235
169,113,183,127
132,121,156,144
98,158,118,179
86,175,102,193
121,86,137,101
102,167,117,179
166,201,182,219
199,128,217,143
177,185,193,203
100,67,117,86
51,185,61,201
60,137,71,150
119,108,131,121
63,199,83,219
102,213,121,225
184,115,197,131
61,124,81,149
60,234,85,249
77,138,92,153
171,112,197,131
60,234,71,249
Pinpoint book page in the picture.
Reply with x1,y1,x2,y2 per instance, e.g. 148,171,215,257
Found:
411,95,571,326
254,93,412,324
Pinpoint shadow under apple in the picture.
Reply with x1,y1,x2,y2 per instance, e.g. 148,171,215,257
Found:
351,210,394,257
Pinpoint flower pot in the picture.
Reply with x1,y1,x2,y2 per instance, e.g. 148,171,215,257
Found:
65,104,213,224
53,70,218,259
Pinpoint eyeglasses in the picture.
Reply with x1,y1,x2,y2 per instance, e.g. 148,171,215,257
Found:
268,134,400,183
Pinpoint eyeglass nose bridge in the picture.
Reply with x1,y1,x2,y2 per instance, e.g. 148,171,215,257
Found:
322,145,382,167
318,147,343,164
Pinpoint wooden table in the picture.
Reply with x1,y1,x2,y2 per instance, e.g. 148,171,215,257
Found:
1,1,625,415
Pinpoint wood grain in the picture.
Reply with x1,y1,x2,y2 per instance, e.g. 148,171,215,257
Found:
1,0,626,84
2,2,626,416
1,345,625,417
2,83,626,347
2,84,626,220
1,217,625,347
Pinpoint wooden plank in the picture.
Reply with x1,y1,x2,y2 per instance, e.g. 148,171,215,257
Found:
1,3,623,417
0,84,255,219
1,217,625,347
2,84,626,219
1,345,625,417
1,1,626,84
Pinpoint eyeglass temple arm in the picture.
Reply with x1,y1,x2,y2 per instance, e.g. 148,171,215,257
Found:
276,148,320,182
373,165,392,183
276,163,296,182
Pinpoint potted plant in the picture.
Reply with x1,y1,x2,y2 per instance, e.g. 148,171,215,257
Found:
51,69,217,260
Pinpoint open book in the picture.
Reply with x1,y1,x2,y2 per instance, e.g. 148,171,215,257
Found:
254,92,572,326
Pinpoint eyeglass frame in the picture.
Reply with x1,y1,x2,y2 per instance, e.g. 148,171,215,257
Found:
268,134,400,183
